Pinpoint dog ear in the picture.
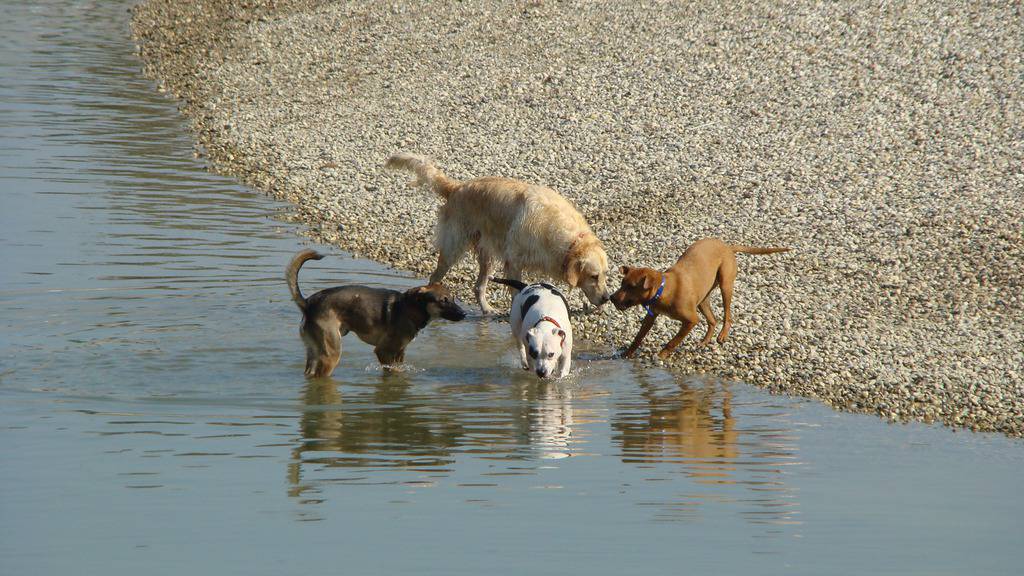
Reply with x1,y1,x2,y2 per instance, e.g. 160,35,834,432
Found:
642,273,653,291
566,258,582,287
405,286,432,300
619,265,630,275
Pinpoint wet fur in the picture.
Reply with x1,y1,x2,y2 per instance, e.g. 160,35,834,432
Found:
286,249,466,377
492,277,573,378
386,153,611,313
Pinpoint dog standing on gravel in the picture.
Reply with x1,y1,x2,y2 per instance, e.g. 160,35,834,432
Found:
610,238,789,359
491,278,573,379
287,249,466,377
385,153,611,314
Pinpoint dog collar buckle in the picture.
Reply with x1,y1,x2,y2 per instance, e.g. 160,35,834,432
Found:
643,274,666,317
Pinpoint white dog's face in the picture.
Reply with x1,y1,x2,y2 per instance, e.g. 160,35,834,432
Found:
574,253,611,306
526,325,565,379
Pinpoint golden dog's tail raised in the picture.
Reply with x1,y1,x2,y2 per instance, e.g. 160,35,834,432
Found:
286,249,324,311
385,153,460,200
729,245,791,255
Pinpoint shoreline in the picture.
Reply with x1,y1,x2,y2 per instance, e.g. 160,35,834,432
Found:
130,0,1022,435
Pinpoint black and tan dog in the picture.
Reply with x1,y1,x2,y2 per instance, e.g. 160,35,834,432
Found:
287,249,466,377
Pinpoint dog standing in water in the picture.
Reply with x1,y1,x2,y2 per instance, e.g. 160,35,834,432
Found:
385,153,611,314
611,239,789,359
287,249,466,377
491,278,573,379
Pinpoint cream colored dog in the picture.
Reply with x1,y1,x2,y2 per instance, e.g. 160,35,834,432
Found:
386,153,611,314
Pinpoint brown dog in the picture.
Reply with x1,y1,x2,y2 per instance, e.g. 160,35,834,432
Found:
287,249,466,377
611,239,789,359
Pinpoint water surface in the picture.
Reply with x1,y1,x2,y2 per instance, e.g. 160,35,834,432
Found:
1,2,1022,575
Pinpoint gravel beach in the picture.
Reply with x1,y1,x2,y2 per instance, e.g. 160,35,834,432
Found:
131,0,1022,435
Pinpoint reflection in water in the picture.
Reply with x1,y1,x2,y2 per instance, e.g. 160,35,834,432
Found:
528,383,580,460
285,368,798,526
286,371,606,503
613,375,801,525
288,374,461,500
616,376,739,469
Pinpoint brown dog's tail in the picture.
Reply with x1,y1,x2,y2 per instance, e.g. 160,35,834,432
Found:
385,153,460,200
730,245,791,255
286,249,324,311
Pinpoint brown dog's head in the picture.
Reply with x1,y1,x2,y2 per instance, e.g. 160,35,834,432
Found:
565,240,611,306
610,265,662,311
406,284,467,322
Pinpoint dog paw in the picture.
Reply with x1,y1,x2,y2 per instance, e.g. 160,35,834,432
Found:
657,349,673,360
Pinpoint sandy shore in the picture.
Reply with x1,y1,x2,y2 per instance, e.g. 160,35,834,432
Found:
131,0,1022,435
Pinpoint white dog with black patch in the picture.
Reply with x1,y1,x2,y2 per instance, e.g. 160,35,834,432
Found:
491,278,573,379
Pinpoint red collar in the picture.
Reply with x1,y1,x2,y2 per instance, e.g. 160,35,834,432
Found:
533,315,567,347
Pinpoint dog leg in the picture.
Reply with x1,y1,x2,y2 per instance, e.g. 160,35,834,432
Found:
429,252,458,284
517,339,530,370
658,316,698,359
430,226,471,284
697,297,718,346
556,351,571,378
301,325,323,376
374,345,406,369
304,345,318,376
314,328,342,378
475,249,496,315
624,314,657,358
717,271,735,344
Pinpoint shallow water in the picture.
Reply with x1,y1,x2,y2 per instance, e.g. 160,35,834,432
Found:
1,2,1022,574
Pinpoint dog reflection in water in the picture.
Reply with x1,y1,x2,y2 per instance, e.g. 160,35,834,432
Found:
614,379,738,479
287,376,459,499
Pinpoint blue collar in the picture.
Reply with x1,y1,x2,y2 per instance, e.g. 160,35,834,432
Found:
643,275,666,317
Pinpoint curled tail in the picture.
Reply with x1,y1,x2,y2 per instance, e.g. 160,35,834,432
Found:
729,245,791,255
490,277,529,291
286,249,324,311
385,152,460,200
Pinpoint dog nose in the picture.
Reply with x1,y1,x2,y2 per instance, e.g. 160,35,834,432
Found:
536,368,548,378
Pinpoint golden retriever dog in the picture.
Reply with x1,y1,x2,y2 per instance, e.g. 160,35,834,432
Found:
385,153,611,314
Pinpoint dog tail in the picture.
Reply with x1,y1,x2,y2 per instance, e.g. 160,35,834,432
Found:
730,245,791,255
385,152,460,200
490,277,529,291
286,249,324,311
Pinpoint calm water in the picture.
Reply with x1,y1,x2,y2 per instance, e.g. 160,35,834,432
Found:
1,2,1022,574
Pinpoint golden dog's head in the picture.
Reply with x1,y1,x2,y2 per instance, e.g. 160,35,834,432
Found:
566,241,611,306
